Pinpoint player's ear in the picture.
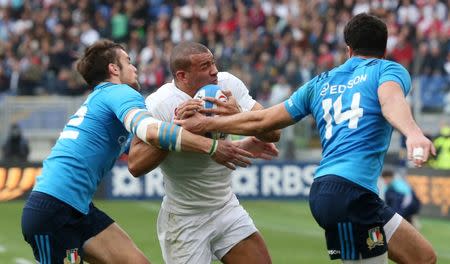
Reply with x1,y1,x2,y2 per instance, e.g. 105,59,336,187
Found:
108,63,120,76
346,46,352,58
175,70,187,83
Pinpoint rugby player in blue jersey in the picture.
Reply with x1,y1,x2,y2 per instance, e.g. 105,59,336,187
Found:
177,14,437,264
21,39,253,264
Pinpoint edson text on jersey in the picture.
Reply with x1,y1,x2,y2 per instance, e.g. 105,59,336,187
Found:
320,74,367,96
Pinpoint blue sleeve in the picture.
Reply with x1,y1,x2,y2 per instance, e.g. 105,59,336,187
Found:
378,61,411,96
105,84,146,122
121,134,133,155
283,80,314,122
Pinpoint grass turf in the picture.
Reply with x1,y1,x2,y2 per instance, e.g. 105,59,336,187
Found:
1,200,449,264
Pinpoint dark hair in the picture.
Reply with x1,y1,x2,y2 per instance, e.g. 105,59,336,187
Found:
76,39,124,86
382,170,394,178
344,13,387,58
170,42,210,79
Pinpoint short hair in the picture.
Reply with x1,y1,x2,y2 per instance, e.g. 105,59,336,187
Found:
344,13,387,58
382,170,394,178
76,39,124,86
170,42,210,79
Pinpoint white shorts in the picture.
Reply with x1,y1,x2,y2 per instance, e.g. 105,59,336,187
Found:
157,197,257,264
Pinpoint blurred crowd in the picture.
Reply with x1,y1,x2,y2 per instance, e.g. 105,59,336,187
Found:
0,0,449,112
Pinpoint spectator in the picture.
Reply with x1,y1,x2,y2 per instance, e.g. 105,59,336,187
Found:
0,0,447,115
381,170,421,226
2,123,30,162
429,125,450,170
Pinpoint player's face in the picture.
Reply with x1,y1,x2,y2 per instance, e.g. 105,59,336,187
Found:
186,51,218,90
117,49,139,90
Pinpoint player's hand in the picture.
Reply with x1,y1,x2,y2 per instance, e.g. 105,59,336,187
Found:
200,90,241,116
212,140,253,170
406,133,436,167
234,137,279,160
175,99,203,120
174,112,209,135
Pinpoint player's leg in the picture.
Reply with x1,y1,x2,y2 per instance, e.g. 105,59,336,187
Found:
21,191,85,263
386,217,436,264
309,176,390,262
80,204,150,264
157,207,214,264
82,222,150,264
220,232,271,264
212,196,271,264
342,252,388,264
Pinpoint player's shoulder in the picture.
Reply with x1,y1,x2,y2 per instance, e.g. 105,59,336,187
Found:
104,83,138,93
88,83,141,105
147,82,176,100
217,71,247,91
379,59,408,72
145,82,180,111
217,71,236,81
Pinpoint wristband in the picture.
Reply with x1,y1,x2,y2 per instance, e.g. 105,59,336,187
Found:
208,139,218,156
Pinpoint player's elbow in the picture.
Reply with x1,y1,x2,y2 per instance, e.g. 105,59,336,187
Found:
128,160,145,178
256,129,281,142
270,129,282,142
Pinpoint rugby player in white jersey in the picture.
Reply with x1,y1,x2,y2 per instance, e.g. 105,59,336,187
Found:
128,42,280,264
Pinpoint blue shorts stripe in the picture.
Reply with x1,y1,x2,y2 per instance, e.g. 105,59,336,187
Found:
45,235,51,264
338,223,345,259
343,223,350,260
348,222,356,260
34,235,44,264
40,235,47,264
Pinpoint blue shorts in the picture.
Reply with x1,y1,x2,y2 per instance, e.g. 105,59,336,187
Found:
21,191,114,263
309,175,395,260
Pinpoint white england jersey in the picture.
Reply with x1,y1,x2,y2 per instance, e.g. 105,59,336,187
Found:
146,72,256,214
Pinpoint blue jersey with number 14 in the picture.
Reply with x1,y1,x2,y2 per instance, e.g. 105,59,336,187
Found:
284,57,411,194
33,82,146,214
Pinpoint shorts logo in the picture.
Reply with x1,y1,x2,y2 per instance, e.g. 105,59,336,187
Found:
64,248,81,264
328,250,340,256
366,227,384,250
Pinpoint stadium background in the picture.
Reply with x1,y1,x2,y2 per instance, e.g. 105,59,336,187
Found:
0,0,449,263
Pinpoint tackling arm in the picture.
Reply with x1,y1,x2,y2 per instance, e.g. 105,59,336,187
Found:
123,108,254,170
251,102,281,142
127,137,168,177
177,103,295,136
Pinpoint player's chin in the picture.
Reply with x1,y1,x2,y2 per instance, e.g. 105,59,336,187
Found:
129,80,141,91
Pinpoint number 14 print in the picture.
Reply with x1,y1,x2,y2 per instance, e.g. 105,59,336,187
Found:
322,93,363,139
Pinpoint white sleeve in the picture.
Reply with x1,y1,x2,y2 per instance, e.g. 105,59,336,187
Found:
145,93,172,122
221,72,256,112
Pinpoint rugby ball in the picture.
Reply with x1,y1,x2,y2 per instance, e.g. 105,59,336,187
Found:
193,84,227,139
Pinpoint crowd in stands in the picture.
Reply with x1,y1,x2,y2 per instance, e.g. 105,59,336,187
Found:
0,0,449,112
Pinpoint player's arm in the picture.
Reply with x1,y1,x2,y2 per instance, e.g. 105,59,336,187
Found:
175,103,295,136
128,137,168,177
123,108,253,170
250,102,281,142
378,81,436,167
199,91,281,142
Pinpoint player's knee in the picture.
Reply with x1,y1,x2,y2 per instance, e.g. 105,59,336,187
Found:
419,248,437,264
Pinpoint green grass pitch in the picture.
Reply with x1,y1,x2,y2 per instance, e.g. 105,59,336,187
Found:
1,200,449,263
